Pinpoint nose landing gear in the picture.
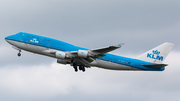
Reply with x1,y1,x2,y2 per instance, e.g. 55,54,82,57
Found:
17,50,21,57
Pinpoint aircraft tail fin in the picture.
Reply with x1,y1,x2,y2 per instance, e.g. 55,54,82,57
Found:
137,42,174,64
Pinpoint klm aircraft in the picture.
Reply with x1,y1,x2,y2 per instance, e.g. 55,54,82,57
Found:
5,32,174,72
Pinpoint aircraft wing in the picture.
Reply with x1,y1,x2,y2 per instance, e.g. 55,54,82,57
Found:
44,43,125,57
91,43,125,53
43,43,125,67
68,43,125,67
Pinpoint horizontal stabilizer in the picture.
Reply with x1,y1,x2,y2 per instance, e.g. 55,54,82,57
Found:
141,64,168,68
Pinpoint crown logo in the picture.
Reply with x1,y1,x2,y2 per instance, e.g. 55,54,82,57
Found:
152,50,160,55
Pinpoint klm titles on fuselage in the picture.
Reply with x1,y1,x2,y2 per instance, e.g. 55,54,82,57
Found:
30,38,39,43
147,50,163,61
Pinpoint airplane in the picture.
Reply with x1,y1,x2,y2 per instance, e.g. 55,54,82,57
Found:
5,32,174,72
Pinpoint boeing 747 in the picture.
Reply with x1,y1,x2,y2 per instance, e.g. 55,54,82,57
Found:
5,32,174,72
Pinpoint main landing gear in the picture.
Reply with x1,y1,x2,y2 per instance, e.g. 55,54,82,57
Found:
79,65,85,72
73,63,85,72
17,50,21,57
73,63,78,72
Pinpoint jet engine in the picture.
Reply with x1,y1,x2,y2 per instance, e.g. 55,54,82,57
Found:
57,59,68,65
78,50,93,58
55,51,68,59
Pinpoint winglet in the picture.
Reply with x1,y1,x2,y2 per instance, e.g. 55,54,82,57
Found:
91,43,125,53
116,43,125,48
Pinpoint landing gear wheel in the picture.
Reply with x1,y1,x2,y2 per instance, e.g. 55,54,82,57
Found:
17,50,21,57
18,53,21,57
79,65,85,72
79,66,83,71
73,63,78,72
82,67,85,72
81,65,85,72
75,68,78,72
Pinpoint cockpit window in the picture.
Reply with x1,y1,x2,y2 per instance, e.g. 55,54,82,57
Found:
17,33,21,35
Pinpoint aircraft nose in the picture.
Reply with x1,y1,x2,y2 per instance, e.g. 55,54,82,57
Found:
5,36,11,41
5,36,9,40
5,35,14,44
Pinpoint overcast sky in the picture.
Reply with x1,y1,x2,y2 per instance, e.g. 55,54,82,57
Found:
0,0,180,101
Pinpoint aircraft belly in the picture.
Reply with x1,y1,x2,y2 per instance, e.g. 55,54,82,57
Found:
22,44,55,58
94,59,140,70
8,40,25,50
8,40,55,58
24,44,39,53
10,40,140,71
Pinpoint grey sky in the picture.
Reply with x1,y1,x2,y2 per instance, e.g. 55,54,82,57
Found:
0,0,180,101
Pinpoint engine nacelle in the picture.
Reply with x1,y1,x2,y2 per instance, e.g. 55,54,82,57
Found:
55,51,66,59
78,50,89,58
57,59,68,65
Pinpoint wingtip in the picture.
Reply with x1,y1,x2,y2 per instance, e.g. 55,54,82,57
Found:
120,43,125,46
116,43,125,47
